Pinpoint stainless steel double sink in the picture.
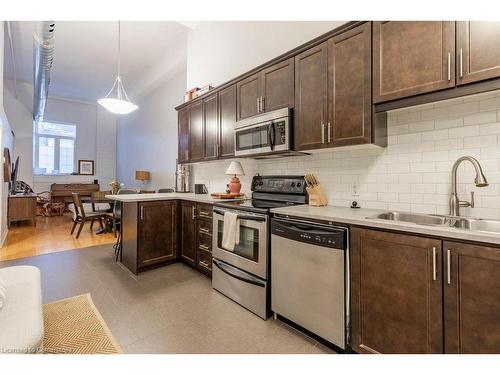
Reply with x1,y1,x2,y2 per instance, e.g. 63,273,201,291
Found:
366,211,500,235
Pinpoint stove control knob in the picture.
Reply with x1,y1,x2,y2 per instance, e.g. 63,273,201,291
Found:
297,182,301,187
291,182,296,187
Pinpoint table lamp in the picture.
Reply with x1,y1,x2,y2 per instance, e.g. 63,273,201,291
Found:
225,161,245,194
135,170,150,189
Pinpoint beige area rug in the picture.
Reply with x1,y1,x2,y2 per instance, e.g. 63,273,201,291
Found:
43,293,122,354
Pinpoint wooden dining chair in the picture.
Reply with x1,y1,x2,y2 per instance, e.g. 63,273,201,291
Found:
70,193,109,239
109,189,136,261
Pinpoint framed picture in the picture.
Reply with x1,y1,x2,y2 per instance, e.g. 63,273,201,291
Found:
3,148,11,182
78,160,95,175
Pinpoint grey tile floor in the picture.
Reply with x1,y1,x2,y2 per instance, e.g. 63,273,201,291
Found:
1,245,334,354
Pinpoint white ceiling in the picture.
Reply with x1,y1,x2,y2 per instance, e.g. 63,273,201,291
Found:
3,21,188,102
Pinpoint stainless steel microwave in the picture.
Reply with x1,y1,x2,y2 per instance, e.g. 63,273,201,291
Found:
234,108,303,158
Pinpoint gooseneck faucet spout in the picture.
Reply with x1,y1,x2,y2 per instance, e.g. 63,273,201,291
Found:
450,156,488,217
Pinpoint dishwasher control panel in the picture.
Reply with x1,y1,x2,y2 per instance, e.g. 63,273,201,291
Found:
271,218,347,250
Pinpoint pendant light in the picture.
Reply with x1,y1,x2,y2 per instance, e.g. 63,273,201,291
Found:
98,21,138,115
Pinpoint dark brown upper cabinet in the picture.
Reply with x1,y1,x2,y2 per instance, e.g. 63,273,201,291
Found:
218,84,236,158
294,42,329,151
350,227,443,354
373,21,456,103
328,22,372,146
260,58,295,113
137,201,177,269
444,241,500,354
236,72,261,120
188,101,204,162
177,107,189,163
203,94,218,160
237,58,294,121
456,21,500,86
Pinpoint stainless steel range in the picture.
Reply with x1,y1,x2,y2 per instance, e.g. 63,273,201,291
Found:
212,175,308,319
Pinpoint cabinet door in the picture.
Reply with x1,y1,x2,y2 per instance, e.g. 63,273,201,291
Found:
180,201,197,265
456,21,500,86
373,21,455,103
261,58,294,113
444,241,500,353
328,22,371,147
294,42,328,151
189,101,204,162
218,84,236,158
236,72,261,120
203,94,218,160
138,201,177,268
350,228,443,353
178,107,189,163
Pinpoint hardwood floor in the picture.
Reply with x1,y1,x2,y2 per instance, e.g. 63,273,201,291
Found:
0,213,115,261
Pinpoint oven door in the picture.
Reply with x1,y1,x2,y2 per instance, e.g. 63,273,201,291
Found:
212,208,268,279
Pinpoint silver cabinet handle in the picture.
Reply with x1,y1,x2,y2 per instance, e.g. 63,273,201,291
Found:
328,122,331,143
140,205,144,221
199,227,210,234
447,249,451,285
199,260,211,268
459,48,463,78
184,149,189,160
432,246,437,281
256,97,260,113
200,210,210,217
192,206,196,220
199,244,210,251
447,52,451,81
321,123,325,144
261,96,265,112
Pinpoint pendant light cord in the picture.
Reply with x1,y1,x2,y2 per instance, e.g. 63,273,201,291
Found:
117,21,121,77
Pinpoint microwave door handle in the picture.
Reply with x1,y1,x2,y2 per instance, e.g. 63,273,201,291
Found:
268,122,275,150
213,259,266,287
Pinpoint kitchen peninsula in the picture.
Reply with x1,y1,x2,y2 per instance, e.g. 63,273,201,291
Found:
106,193,243,275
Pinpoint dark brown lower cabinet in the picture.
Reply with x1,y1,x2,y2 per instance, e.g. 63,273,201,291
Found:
137,201,178,269
180,201,197,266
444,241,500,353
350,227,443,353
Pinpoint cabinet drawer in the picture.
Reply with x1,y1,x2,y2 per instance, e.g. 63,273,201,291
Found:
197,248,213,272
197,203,213,219
198,232,212,253
197,218,212,236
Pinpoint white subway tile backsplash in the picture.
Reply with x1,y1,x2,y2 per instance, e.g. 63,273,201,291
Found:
192,90,500,219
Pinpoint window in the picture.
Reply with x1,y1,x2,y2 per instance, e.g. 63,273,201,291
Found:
34,121,76,175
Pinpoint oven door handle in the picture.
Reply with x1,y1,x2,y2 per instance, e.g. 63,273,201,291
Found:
213,208,266,222
213,259,266,288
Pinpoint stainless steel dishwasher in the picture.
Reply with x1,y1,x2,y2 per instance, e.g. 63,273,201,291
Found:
271,216,349,349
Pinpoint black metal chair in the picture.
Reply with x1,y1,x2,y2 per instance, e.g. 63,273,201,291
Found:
158,188,174,193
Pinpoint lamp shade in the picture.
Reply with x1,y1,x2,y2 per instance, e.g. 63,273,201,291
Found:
225,161,245,176
135,170,150,181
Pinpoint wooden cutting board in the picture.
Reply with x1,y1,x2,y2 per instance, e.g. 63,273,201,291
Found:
210,193,245,199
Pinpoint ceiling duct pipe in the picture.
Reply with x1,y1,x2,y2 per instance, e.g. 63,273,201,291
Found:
33,21,55,121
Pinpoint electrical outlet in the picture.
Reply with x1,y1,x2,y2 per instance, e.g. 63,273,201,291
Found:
351,183,360,197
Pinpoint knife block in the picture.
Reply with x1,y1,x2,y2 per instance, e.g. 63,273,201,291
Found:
306,185,328,206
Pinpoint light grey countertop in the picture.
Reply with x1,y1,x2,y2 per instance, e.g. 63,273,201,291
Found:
271,205,500,246
105,192,245,204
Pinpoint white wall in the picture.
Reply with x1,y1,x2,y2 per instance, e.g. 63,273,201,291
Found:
1,22,15,245
192,90,500,220
116,68,186,191
186,21,345,89
3,80,117,192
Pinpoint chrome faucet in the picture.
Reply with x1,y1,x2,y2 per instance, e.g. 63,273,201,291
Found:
449,156,488,216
